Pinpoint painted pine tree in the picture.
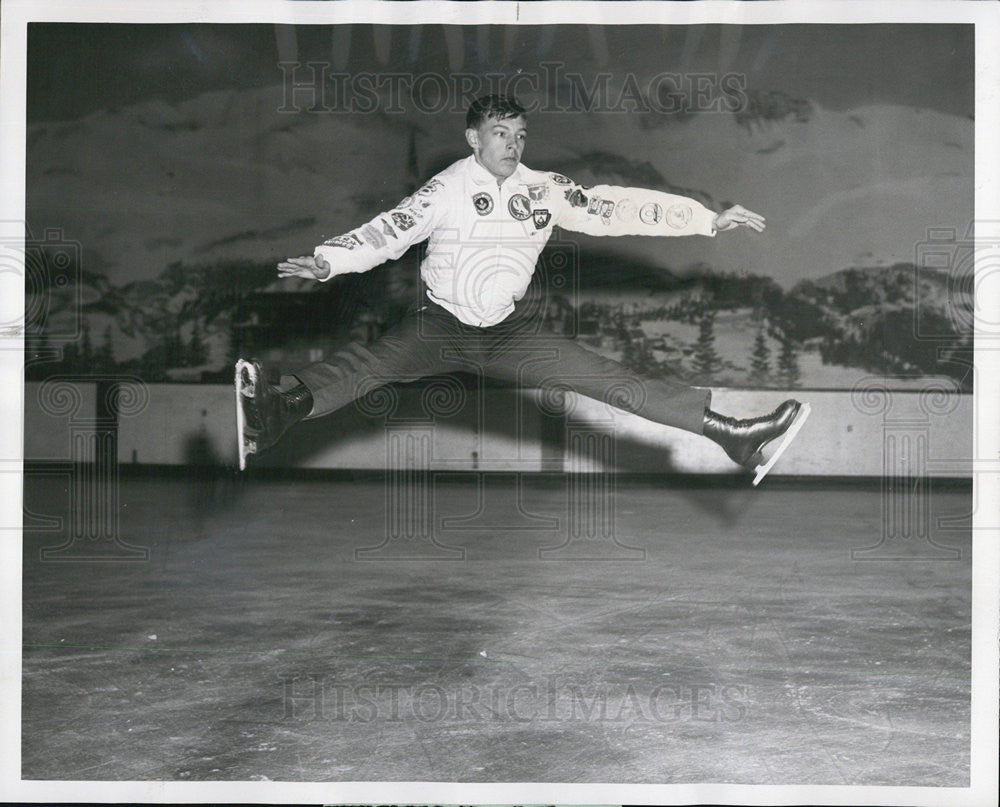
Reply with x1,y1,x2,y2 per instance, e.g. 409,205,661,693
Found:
749,324,771,386
692,311,721,381
777,331,802,388
187,320,207,366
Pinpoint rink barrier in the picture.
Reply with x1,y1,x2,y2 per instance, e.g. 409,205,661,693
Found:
23,381,974,478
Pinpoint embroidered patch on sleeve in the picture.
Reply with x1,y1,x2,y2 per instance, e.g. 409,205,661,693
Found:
323,234,359,250
380,218,398,239
639,202,663,225
527,183,549,201
361,224,386,249
615,198,638,222
415,178,444,198
391,211,417,231
666,203,693,229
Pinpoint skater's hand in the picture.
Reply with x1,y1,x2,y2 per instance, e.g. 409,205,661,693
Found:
277,255,331,280
714,205,766,233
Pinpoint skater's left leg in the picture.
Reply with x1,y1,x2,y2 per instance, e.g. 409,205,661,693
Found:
485,333,709,433
703,400,807,470
486,334,806,474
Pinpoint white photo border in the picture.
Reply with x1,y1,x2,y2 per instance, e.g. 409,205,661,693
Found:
1,1,997,805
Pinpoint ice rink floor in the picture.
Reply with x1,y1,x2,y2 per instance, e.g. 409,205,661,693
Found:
21,473,971,784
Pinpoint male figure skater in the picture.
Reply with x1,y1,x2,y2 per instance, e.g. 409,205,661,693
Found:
236,95,809,482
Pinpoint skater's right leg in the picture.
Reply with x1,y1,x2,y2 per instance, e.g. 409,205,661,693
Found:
235,358,314,467
236,304,466,466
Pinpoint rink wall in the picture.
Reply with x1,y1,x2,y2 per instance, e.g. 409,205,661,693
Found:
23,380,974,478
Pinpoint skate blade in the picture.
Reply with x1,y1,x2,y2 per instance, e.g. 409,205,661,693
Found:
752,402,811,487
234,359,258,471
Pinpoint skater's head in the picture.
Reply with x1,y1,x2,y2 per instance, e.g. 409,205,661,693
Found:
465,94,527,182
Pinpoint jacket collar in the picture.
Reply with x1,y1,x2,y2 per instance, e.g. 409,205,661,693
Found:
465,154,526,187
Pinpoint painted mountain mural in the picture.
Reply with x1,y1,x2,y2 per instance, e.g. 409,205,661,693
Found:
25,80,973,390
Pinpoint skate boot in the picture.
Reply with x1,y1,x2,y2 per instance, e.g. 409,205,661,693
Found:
235,359,314,470
703,399,811,486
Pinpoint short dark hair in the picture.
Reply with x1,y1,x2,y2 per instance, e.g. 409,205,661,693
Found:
466,94,526,130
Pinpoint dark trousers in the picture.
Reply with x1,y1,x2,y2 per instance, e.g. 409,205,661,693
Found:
283,300,711,435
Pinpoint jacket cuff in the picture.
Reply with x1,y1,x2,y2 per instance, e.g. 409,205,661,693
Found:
691,205,718,237
312,246,340,280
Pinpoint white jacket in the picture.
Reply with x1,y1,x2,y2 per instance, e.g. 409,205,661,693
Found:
314,154,717,327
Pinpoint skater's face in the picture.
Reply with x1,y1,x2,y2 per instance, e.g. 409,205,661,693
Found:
466,114,527,182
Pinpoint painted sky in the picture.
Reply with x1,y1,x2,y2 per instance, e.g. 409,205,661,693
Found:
28,23,973,122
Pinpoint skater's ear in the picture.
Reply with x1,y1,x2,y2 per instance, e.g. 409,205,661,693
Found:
465,126,480,151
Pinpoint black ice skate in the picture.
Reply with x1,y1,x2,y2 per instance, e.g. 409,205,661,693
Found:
703,399,811,486
235,359,313,470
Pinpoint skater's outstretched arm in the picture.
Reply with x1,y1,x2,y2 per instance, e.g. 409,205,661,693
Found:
277,254,332,280
713,204,766,233
276,177,451,282
285,178,448,282
550,173,764,240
